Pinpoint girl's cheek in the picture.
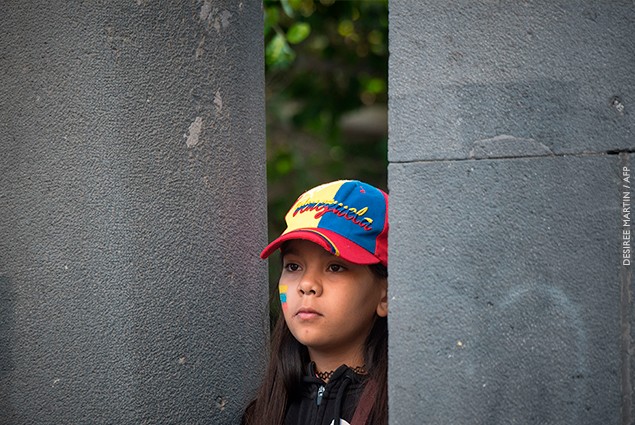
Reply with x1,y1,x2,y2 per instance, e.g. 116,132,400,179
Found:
279,284,288,312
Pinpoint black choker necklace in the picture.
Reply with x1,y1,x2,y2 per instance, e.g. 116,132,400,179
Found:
316,365,367,382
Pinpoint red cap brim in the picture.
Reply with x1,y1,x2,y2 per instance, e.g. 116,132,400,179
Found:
260,228,383,265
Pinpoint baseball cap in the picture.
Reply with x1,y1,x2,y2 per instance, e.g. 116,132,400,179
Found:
260,180,388,266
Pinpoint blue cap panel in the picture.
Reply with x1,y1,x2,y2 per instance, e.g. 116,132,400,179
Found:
317,181,386,254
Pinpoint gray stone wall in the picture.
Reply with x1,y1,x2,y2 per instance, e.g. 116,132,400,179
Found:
0,2,267,424
388,1,634,424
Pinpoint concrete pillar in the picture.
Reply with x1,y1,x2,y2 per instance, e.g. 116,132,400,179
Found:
388,1,633,424
0,2,267,423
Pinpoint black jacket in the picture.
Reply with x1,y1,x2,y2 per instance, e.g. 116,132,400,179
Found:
284,363,368,425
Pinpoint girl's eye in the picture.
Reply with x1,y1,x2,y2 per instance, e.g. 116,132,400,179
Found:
284,263,300,272
327,264,346,272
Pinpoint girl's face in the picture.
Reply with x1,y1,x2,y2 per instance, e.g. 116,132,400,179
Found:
279,239,387,365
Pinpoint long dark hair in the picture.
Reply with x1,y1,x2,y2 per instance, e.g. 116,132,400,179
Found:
242,264,388,425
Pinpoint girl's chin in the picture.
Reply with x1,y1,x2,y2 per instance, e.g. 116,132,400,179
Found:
288,330,328,350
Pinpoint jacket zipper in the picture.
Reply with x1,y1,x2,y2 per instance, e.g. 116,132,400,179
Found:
316,385,325,406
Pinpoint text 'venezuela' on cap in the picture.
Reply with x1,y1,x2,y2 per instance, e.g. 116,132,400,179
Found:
260,180,388,266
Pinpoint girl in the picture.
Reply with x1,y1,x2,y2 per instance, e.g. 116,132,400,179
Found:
243,180,389,425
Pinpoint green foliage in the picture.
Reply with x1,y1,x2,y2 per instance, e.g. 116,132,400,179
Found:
264,0,388,319
265,33,295,70
286,22,311,44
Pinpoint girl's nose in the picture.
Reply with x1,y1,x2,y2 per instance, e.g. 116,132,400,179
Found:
297,270,322,296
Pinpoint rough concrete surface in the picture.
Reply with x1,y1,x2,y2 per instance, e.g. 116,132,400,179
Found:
389,0,634,162
0,1,267,424
388,1,634,423
388,155,625,424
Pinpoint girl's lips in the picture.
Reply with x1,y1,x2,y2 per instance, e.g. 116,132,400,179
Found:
295,307,322,320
